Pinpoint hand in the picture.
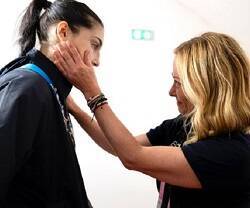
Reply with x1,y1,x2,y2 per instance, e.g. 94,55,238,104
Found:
52,41,101,100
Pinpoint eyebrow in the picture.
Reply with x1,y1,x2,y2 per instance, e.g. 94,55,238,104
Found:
172,75,180,82
172,73,179,79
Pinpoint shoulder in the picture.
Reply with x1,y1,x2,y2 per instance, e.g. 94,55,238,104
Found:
183,132,250,154
153,115,184,132
146,115,186,146
0,67,51,103
181,132,250,190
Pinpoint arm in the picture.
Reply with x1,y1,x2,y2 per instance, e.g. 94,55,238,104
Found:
93,104,201,188
67,96,151,156
0,75,43,201
53,42,201,188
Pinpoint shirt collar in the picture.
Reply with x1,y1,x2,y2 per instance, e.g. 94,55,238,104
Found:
26,48,72,101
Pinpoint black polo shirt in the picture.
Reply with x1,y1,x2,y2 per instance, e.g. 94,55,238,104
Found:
0,49,91,207
147,116,250,208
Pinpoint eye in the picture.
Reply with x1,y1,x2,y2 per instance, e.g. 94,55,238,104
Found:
91,41,100,50
174,80,181,87
92,44,99,49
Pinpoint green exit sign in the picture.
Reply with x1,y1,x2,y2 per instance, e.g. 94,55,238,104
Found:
131,29,154,41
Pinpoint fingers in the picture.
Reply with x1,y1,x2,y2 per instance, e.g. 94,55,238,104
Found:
53,41,93,72
65,41,82,65
52,41,80,77
52,41,99,94
83,50,92,67
56,43,75,69
53,50,68,77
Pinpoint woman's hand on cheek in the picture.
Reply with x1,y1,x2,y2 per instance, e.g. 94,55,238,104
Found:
52,41,101,100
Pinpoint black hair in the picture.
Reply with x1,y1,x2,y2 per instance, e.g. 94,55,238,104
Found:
18,0,103,56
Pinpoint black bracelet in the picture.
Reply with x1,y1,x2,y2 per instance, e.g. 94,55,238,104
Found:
87,93,108,113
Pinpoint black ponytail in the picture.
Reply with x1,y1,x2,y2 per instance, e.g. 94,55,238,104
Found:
19,0,50,56
18,0,103,57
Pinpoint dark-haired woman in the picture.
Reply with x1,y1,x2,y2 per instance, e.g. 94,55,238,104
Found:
0,0,103,207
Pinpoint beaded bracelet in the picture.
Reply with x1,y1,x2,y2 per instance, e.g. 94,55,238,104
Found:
87,93,108,121
87,93,105,105
91,100,108,112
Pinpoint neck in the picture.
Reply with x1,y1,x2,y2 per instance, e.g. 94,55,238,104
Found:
40,43,55,63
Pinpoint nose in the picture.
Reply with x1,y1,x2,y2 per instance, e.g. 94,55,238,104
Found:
169,84,176,97
91,52,100,67
92,59,99,67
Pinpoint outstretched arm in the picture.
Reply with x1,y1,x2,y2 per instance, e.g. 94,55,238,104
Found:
67,95,152,155
53,41,201,189
66,95,116,155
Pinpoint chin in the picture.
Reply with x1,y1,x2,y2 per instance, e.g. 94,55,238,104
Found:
179,109,189,117
177,105,184,114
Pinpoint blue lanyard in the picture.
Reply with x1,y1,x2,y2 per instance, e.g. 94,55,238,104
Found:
21,63,75,145
22,63,53,85
21,63,60,104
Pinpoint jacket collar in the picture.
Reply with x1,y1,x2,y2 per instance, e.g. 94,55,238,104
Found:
26,48,72,102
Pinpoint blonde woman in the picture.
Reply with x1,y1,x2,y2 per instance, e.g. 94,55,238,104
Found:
53,32,250,208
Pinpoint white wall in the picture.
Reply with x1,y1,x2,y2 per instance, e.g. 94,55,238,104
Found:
1,0,249,207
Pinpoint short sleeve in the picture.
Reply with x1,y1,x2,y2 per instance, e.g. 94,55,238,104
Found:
146,116,184,146
182,135,250,190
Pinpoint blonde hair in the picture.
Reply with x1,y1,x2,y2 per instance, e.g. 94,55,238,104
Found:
174,32,250,144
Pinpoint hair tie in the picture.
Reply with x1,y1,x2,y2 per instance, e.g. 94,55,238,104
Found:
42,0,52,9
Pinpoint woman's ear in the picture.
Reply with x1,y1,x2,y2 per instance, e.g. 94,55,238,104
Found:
56,21,71,42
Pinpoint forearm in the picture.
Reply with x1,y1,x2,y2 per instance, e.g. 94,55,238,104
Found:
70,106,117,155
94,103,143,168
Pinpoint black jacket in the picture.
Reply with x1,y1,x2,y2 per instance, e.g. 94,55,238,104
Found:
0,49,91,208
